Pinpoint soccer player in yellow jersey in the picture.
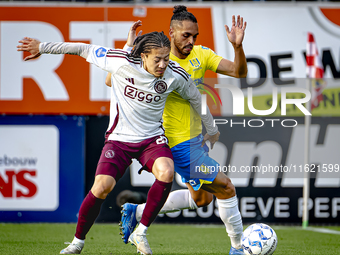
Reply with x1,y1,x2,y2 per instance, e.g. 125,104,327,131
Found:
119,6,247,254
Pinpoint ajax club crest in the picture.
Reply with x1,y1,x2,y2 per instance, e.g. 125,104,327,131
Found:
105,150,115,159
154,80,167,94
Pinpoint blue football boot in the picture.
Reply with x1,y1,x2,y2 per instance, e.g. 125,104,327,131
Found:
119,203,138,244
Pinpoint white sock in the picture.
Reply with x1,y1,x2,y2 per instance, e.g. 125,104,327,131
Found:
135,222,148,235
216,196,243,250
72,236,84,248
135,189,197,222
136,203,145,222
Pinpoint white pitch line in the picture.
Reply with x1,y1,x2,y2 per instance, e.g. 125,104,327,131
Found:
304,227,340,235
193,224,224,228
263,226,340,235
266,226,340,235
192,225,340,235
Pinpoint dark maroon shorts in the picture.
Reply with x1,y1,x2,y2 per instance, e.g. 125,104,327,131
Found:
95,135,173,181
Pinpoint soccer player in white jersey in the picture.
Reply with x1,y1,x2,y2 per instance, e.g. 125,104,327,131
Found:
119,6,247,255
17,30,219,255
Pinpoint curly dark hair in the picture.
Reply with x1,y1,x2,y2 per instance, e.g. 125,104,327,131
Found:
130,31,170,58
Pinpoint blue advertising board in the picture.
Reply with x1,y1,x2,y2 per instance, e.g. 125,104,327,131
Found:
0,115,85,222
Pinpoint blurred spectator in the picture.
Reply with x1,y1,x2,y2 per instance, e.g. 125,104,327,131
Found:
116,190,147,207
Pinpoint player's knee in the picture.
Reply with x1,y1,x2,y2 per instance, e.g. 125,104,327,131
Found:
214,175,236,199
91,184,110,199
223,177,236,198
153,158,174,182
194,193,213,207
157,167,174,182
91,176,115,199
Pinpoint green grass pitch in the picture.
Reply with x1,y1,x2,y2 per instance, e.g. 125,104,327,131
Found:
0,223,339,254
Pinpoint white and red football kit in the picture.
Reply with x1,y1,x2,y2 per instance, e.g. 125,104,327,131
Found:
39,42,218,143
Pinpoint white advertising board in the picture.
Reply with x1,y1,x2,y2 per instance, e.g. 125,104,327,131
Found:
0,125,59,211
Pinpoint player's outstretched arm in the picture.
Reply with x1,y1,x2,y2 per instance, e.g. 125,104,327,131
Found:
178,78,219,148
106,22,140,88
17,37,91,60
126,20,143,47
216,15,247,78
190,84,219,149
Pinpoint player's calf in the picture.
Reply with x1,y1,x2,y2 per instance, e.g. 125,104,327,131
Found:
202,172,235,199
188,187,213,207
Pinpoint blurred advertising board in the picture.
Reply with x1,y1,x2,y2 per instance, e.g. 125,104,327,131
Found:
0,4,339,116
0,5,219,115
86,116,340,224
0,115,85,222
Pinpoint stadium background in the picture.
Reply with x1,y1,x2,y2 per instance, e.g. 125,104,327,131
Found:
0,2,339,226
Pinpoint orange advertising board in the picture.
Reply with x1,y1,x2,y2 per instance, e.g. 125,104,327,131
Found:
0,6,220,115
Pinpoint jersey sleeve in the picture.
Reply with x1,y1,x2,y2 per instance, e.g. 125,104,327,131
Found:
176,77,218,136
39,42,126,75
86,45,121,74
201,46,223,72
39,42,91,58
122,44,133,52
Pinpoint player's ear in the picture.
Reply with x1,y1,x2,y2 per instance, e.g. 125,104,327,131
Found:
169,27,174,38
141,52,146,61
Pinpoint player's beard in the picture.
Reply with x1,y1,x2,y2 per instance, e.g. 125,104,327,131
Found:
174,39,192,56
181,45,193,56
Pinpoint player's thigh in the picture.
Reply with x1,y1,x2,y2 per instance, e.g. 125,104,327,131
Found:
139,135,174,182
185,182,213,207
173,140,219,192
96,141,132,180
92,141,133,198
187,149,219,190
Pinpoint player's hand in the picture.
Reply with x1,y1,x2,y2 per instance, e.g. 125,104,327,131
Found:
127,20,143,47
225,15,246,48
17,37,41,61
201,131,220,150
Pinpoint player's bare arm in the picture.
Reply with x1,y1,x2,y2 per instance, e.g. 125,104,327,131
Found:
105,20,142,88
126,20,143,47
105,73,112,87
216,15,247,78
17,38,91,61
